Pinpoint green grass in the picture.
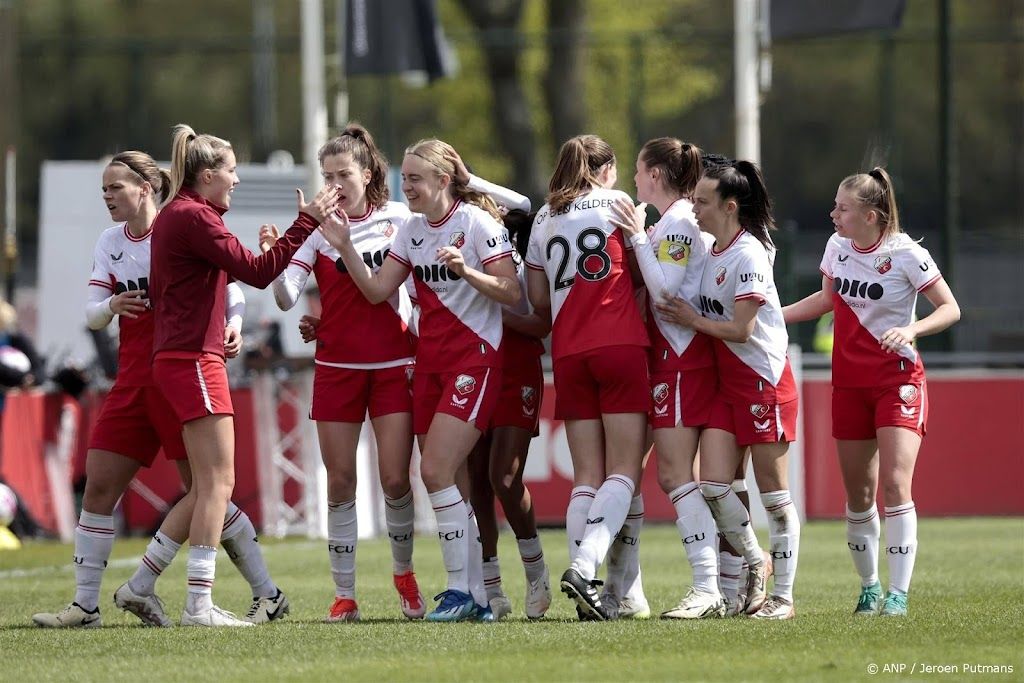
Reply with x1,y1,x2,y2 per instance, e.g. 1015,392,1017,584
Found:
1,519,1022,682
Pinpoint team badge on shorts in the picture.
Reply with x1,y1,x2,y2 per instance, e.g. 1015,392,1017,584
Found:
652,383,670,404
455,374,476,395
449,232,466,249
750,403,770,419
521,386,537,416
715,266,727,286
898,384,919,405
874,255,893,274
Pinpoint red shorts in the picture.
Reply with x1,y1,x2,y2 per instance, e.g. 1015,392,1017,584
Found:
413,366,501,435
152,353,233,424
311,363,413,422
707,395,799,446
832,382,928,440
649,366,717,430
490,354,543,433
89,383,187,465
552,345,650,420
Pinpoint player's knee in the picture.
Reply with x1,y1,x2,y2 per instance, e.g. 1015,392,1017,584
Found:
378,472,409,499
489,470,521,500
881,479,911,507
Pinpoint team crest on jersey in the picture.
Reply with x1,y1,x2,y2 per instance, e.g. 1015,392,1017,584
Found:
898,384,919,405
750,403,770,419
378,221,395,238
715,266,727,286
455,374,476,395
449,232,466,249
874,255,893,274
652,383,670,405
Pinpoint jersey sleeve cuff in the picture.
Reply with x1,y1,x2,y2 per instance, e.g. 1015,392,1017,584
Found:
735,292,767,306
818,267,833,279
88,279,114,291
387,252,412,267
917,273,942,292
481,252,513,266
291,258,313,273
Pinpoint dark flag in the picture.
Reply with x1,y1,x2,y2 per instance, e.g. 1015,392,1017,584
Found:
770,0,906,40
345,0,449,81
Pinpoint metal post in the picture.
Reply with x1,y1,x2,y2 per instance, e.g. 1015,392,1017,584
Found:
938,0,958,350
301,0,328,195
734,0,761,163
3,148,15,303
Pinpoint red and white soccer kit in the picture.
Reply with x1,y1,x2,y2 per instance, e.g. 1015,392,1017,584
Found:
387,201,513,434
526,188,650,420
820,232,941,438
628,199,717,429
699,230,798,446
274,202,415,422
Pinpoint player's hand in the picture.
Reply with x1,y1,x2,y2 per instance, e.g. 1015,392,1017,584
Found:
298,315,320,343
318,210,352,251
223,325,243,358
258,224,280,253
655,296,699,328
436,246,466,276
610,198,647,237
445,150,471,185
109,290,148,319
880,325,916,353
297,185,341,224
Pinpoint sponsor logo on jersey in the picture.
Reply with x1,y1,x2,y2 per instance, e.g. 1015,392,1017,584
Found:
411,237,424,248
361,248,390,269
898,384,918,405
750,403,770,419
378,221,395,237
110,251,124,263
455,374,476,395
874,255,893,274
449,231,466,249
715,266,727,286
833,277,884,300
486,233,510,248
837,254,849,263
414,263,462,283
740,272,764,283
652,383,670,404
699,295,725,316
919,261,931,272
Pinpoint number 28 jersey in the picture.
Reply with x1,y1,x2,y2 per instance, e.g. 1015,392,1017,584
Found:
525,188,649,360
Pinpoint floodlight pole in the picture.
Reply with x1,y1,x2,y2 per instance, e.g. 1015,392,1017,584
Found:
301,0,328,195
3,147,15,304
734,0,761,163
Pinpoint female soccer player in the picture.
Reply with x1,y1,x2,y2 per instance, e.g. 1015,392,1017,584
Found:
657,161,800,620
783,168,959,616
149,125,338,627
525,134,650,621
32,151,285,628
317,138,519,622
610,138,725,619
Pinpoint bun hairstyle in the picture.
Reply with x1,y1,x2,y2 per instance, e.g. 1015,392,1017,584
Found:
502,209,536,258
404,139,503,224
640,138,703,197
168,123,233,199
547,134,615,212
109,151,172,204
839,166,902,238
702,160,776,251
701,152,734,171
318,123,390,209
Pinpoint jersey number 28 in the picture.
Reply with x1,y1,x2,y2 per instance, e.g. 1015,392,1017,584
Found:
546,228,611,291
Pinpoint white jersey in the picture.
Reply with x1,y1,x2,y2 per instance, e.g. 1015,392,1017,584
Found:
526,187,648,360
700,230,796,402
820,231,941,388
388,200,513,373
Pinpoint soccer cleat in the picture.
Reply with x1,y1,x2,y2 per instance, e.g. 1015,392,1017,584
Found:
245,589,290,624
879,590,909,617
560,568,610,621
750,594,795,620
525,573,552,620
617,594,651,620
426,590,478,622
661,587,727,620
32,602,101,629
729,563,750,616
743,555,774,615
475,604,496,622
113,582,173,627
394,571,426,619
854,582,883,616
325,597,360,623
181,605,255,627
489,593,512,620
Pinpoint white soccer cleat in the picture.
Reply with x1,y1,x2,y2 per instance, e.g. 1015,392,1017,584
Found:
113,582,173,627
660,587,727,620
750,594,795,620
244,589,290,624
617,594,651,620
489,593,512,620
743,555,773,615
181,605,255,627
32,602,101,628
525,572,552,619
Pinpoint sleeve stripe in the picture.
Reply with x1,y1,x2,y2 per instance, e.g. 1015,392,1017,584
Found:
818,268,833,279
88,279,114,291
388,252,412,267
525,262,545,271
291,258,313,273
917,273,942,292
481,252,513,266
735,293,767,305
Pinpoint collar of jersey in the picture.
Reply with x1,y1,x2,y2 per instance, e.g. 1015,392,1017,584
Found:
710,228,744,256
427,199,461,228
851,231,885,254
122,222,152,242
176,187,228,216
347,204,374,223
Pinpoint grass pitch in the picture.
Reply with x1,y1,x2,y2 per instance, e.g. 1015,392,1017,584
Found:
1,518,1021,682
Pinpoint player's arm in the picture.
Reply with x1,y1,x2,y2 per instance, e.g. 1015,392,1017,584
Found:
260,225,315,311
655,296,760,344
223,281,245,358
526,265,550,312
450,151,531,213
782,275,833,324
880,278,960,352
502,306,551,339
319,211,409,304
438,250,520,307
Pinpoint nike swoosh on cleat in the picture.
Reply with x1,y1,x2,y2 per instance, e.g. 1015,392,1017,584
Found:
265,601,286,621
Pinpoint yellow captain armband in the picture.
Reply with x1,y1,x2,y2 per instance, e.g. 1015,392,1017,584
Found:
657,239,690,265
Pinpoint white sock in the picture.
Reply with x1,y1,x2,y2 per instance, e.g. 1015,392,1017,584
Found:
517,536,546,584
429,486,469,593
718,551,743,604
700,482,763,567
566,486,596,564
327,499,358,599
385,489,415,574
571,475,635,581
846,505,880,587
72,511,115,611
483,557,503,600
465,502,487,606
670,482,719,595
128,530,180,597
761,490,800,601
885,502,918,594
220,502,277,599
612,495,645,600
185,545,217,614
